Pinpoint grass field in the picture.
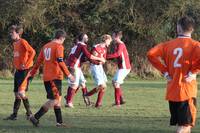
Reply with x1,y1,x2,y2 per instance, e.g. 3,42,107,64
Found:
0,79,200,133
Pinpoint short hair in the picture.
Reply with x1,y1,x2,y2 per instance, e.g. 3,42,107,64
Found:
101,34,112,42
77,33,86,41
177,16,195,32
9,25,23,36
113,30,123,39
54,29,67,39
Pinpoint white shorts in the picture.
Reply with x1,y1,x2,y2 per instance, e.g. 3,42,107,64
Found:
68,67,86,86
90,64,107,86
113,69,130,84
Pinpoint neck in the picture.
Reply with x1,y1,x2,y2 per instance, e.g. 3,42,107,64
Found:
100,42,106,47
178,32,192,38
52,39,62,44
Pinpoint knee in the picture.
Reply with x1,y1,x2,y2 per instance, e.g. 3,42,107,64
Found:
15,93,21,99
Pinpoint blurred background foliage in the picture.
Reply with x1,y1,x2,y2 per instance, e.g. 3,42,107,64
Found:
1,0,200,78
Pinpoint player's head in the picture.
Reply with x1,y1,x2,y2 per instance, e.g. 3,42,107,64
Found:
78,33,88,43
112,30,123,42
101,34,112,47
54,29,66,43
9,25,23,41
177,16,195,34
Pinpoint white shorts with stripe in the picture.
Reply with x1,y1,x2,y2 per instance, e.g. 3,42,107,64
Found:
90,64,107,86
68,67,86,86
113,69,130,84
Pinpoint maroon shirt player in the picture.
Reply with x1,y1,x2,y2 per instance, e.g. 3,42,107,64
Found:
65,33,105,108
106,31,131,107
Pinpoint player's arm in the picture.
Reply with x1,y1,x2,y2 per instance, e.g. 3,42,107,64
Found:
30,49,44,77
21,40,36,68
82,46,105,63
185,44,200,82
56,45,73,80
190,44,200,74
106,44,123,59
147,44,168,74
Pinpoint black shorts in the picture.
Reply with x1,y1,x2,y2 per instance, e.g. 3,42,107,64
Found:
14,69,29,92
169,98,197,126
44,80,62,100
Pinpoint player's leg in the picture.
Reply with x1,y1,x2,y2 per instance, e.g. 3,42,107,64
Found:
79,68,91,106
85,65,102,97
95,84,106,108
30,80,60,126
19,70,32,119
30,99,56,127
65,68,80,108
52,79,69,127
4,70,22,120
94,66,107,108
112,69,130,106
170,98,196,133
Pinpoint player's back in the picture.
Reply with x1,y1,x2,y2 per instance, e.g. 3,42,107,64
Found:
163,37,198,79
42,42,64,81
162,37,200,101
66,42,88,68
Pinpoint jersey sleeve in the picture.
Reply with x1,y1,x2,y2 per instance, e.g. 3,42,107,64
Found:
56,45,71,77
190,43,200,74
106,44,123,59
147,43,167,74
21,39,36,67
81,45,92,59
30,49,44,76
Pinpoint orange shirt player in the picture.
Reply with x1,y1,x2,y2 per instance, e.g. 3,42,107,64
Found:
28,29,74,127
4,25,36,121
147,16,200,133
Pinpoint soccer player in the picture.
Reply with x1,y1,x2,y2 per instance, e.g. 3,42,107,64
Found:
84,34,112,108
4,25,35,120
147,16,200,133
65,33,105,108
28,29,74,127
106,31,131,107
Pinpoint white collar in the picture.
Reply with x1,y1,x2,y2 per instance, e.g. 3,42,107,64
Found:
78,41,86,45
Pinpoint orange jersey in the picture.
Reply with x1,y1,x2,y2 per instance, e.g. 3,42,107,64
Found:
147,37,200,102
31,41,70,81
13,39,36,70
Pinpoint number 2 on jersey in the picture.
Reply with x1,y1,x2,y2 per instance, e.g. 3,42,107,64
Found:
173,48,183,68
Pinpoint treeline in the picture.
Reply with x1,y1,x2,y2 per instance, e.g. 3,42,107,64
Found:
1,0,200,78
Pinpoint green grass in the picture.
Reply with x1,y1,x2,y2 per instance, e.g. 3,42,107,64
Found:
0,79,200,133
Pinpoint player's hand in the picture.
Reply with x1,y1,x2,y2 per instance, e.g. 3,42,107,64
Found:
21,64,25,70
68,74,75,82
163,72,172,81
185,72,196,83
18,90,26,98
100,57,106,64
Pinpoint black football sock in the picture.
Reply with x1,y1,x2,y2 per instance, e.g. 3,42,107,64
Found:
13,99,21,117
22,98,32,116
34,106,48,120
54,107,63,124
